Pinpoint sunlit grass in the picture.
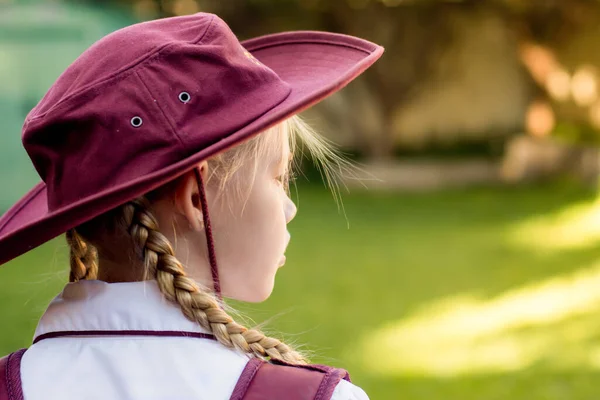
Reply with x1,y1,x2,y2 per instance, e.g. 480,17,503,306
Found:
509,198,600,251
354,260,600,377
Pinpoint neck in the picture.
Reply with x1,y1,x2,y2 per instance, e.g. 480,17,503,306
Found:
94,253,214,287
96,258,146,282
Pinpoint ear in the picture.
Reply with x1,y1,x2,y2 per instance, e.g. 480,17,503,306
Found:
174,161,209,232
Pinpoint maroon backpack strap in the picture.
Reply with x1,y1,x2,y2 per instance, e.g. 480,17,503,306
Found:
230,358,351,400
0,349,26,400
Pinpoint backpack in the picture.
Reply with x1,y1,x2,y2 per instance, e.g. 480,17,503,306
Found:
0,349,350,400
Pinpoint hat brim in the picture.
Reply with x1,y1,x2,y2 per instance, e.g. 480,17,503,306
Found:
0,31,383,266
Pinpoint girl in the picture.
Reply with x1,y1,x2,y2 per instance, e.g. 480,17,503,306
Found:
0,12,383,400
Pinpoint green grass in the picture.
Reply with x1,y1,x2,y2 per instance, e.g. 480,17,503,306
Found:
2,182,600,399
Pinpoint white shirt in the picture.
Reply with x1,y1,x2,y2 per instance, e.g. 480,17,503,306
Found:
20,280,369,400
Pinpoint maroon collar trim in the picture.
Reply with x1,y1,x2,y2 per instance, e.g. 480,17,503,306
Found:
33,330,216,344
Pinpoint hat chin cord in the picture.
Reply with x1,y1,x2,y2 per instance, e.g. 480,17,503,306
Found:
193,167,222,300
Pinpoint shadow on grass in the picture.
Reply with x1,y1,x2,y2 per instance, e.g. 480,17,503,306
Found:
361,369,600,400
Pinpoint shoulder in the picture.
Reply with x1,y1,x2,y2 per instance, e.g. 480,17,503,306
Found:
331,380,370,400
233,358,368,400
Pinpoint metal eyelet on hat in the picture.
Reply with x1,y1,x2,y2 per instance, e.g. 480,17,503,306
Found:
130,116,143,128
178,91,191,103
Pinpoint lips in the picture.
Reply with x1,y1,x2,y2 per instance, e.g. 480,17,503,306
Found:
279,232,291,267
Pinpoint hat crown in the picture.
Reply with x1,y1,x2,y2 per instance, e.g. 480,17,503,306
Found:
22,13,291,211
30,13,215,119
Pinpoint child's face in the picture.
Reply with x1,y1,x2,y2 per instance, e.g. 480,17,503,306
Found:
210,139,296,302
160,135,296,303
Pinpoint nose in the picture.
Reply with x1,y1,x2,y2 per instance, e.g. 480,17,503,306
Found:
284,195,297,224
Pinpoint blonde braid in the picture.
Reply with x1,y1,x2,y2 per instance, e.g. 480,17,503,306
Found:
65,229,98,282
120,196,306,364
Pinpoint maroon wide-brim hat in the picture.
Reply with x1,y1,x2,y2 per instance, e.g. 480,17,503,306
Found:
0,13,383,266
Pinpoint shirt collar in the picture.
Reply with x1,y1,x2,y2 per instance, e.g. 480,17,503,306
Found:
34,280,211,340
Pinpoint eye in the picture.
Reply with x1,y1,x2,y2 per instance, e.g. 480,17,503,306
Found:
275,172,289,185
276,172,295,189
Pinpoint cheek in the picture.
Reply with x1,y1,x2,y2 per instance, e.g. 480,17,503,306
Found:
212,180,287,300
244,182,287,253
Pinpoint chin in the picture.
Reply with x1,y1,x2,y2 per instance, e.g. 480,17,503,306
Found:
227,281,275,303
246,286,274,303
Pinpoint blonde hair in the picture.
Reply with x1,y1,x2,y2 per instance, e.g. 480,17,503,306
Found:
65,116,349,364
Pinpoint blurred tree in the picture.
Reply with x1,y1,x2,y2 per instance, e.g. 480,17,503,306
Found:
73,0,600,160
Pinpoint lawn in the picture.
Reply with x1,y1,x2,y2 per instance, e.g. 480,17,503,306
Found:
2,182,600,399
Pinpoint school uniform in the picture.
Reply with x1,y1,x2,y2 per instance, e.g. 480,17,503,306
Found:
16,280,368,400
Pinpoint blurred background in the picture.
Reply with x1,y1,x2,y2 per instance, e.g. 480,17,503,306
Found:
3,0,600,398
